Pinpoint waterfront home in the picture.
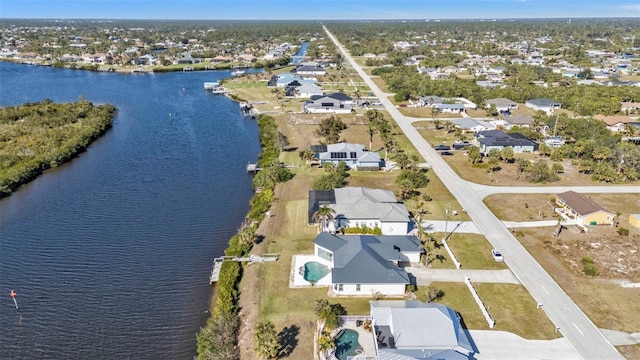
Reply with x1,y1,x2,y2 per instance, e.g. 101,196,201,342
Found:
293,64,326,76
311,142,382,170
526,98,562,115
312,233,421,296
303,93,353,114
555,191,615,226
308,187,411,235
175,52,201,64
370,300,476,359
474,130,537,153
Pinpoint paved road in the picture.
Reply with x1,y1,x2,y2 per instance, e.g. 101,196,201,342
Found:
324,25,628,360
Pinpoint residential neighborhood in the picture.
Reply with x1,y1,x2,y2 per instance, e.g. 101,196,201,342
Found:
1,17,639,360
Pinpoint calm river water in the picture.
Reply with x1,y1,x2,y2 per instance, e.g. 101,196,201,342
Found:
0,62,261,359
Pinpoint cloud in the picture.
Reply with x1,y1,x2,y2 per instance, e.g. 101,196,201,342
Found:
619,4,640,12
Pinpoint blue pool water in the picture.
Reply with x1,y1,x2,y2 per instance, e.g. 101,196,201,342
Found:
334,329,362,360
303,261,330,282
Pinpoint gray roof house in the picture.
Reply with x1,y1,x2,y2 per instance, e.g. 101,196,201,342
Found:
294,64,326,76
370,300,476,360
314,142,382,170
450,118,493,133
475,130,538,153
303,93,353,114
418,95,443,107
294,83,324,98
525,98,562,115
308,187,411,235
176,52,201,64
312,233,421,296
485,98,518,112
501,114,534,128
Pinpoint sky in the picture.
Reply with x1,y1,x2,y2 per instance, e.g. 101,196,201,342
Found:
1,0,639,20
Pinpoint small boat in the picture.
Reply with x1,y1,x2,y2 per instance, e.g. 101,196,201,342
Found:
231,70,245,77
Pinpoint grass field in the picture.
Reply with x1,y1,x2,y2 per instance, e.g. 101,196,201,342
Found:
414,282,559,339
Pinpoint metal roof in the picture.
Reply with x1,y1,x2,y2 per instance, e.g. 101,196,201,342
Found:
313,234,418,284
371,300,475,359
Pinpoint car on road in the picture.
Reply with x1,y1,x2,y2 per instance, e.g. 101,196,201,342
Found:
491,249,504,262
440,151,454,156
434,145,451,151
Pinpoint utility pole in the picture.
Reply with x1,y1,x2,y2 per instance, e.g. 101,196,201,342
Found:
443,203,450,240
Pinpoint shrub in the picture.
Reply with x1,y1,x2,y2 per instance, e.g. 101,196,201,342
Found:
617,227,629,236
581,256,598,276
583,263,598,276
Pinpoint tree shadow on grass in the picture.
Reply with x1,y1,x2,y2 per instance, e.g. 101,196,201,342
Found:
278,324,300,358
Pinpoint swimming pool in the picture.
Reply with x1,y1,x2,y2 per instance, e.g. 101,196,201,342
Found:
303,261,330,282
334,329,362,360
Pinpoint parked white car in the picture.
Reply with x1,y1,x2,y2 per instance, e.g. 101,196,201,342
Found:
491,249,504,262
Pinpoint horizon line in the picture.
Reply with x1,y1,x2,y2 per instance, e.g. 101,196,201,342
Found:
1,16,639,21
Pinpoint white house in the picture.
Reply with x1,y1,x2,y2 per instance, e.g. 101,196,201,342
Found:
526,98,562,115
450,118,493,133
308,187,411,235
434,103,466,114
475,130,538,153
312,142,382,170
294,64,326,76
303,93,353,114
485,98,518,113
312,233,422,296
370,300,476,360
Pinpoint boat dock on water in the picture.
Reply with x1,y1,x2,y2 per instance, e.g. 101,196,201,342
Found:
210,254,279,284
204,82,227,94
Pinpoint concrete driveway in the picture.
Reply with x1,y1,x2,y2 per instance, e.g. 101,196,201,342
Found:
406,267,520,285
470,330,580,360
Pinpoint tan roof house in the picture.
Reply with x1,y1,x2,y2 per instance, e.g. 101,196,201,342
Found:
593,115,635,132
556,191,615,226
630,214,640,228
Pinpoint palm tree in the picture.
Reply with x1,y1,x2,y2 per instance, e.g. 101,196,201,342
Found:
317,331,335,358
312,205,336,233
299,149,316,169
254,321,279,360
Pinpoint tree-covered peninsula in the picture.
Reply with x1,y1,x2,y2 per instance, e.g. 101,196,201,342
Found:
0,99,116,196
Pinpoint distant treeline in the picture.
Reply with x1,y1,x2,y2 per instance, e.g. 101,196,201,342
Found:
0,99,116,196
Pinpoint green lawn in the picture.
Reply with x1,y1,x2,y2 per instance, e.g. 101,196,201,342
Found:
414,282,559,339
447,234,509,270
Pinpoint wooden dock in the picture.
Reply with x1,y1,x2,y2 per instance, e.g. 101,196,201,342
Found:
210,254,279,284
247,162,263,173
